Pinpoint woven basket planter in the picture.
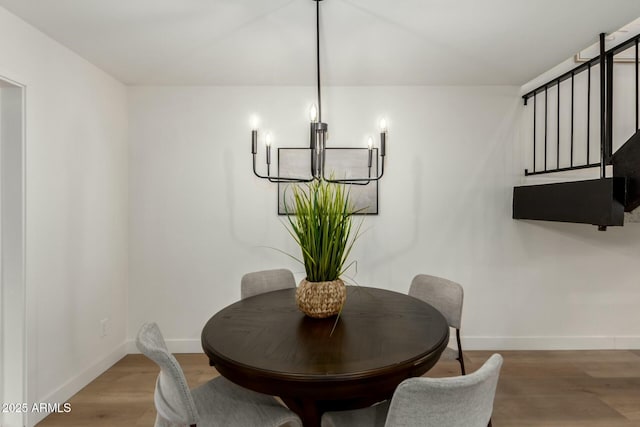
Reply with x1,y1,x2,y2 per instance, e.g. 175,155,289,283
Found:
296,279,346,318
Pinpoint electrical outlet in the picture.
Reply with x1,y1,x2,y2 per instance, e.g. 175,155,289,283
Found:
100,318,110,337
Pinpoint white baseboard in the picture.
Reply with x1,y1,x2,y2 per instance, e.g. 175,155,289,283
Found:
127,338,204,354
613,336,640,349
29,342,128,427
462,335,640,350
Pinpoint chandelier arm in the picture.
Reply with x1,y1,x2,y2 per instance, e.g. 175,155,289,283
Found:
321,153,385,185
252,154,315,183
326,179,371,186
268,176,315,183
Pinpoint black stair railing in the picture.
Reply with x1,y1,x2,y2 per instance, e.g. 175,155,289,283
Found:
522,31,640,178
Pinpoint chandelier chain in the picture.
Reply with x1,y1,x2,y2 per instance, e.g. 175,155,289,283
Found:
316,0,322,123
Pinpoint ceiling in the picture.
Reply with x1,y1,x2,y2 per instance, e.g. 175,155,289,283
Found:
1,0,640,86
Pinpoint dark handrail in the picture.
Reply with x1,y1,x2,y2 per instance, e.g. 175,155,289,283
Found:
523,57,600,104
523,32,640,103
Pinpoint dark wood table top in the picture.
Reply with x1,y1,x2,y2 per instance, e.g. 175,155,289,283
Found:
201,286,449,427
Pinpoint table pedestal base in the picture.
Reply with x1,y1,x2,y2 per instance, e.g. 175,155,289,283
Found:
282,395,388,427
281,398,322,427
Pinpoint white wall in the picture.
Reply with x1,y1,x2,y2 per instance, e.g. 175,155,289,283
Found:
0,4,637,425
0,7,128,426
128,85,640,352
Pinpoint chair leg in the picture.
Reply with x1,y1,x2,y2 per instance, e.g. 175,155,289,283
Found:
456,329,466,375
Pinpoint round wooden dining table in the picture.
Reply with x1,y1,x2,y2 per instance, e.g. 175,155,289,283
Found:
201,286,449,427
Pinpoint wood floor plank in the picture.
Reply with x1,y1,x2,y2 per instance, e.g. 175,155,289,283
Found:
599,394,640,421
37,350,640,426
493,394,629,424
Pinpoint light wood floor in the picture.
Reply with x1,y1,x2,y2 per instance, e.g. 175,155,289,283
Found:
37,350,640,426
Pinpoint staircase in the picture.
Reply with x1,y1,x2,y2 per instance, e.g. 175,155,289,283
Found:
513,33,640,230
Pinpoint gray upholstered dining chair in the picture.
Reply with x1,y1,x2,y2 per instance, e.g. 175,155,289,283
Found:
321,354,503,427
136,322,302,427
409,274,466,374
241,268,297,300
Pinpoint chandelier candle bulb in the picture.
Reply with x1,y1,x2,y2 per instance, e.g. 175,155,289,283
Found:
368,137,374,168
379,118,387,157
310,123,317,150
250,114,259,154
251,130,258,154
265,133,272,165
250,115,260,130
309,104,318,122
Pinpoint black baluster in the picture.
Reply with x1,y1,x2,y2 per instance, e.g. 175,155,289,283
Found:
533,94,536,173
545,86,548,171
570,72,574,167
557,80,561,169
606,52,613,164
587,63,591,165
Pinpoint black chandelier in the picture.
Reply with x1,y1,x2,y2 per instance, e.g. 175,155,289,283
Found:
250,0,387,185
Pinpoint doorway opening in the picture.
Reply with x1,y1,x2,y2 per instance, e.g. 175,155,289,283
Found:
0,76,26,427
